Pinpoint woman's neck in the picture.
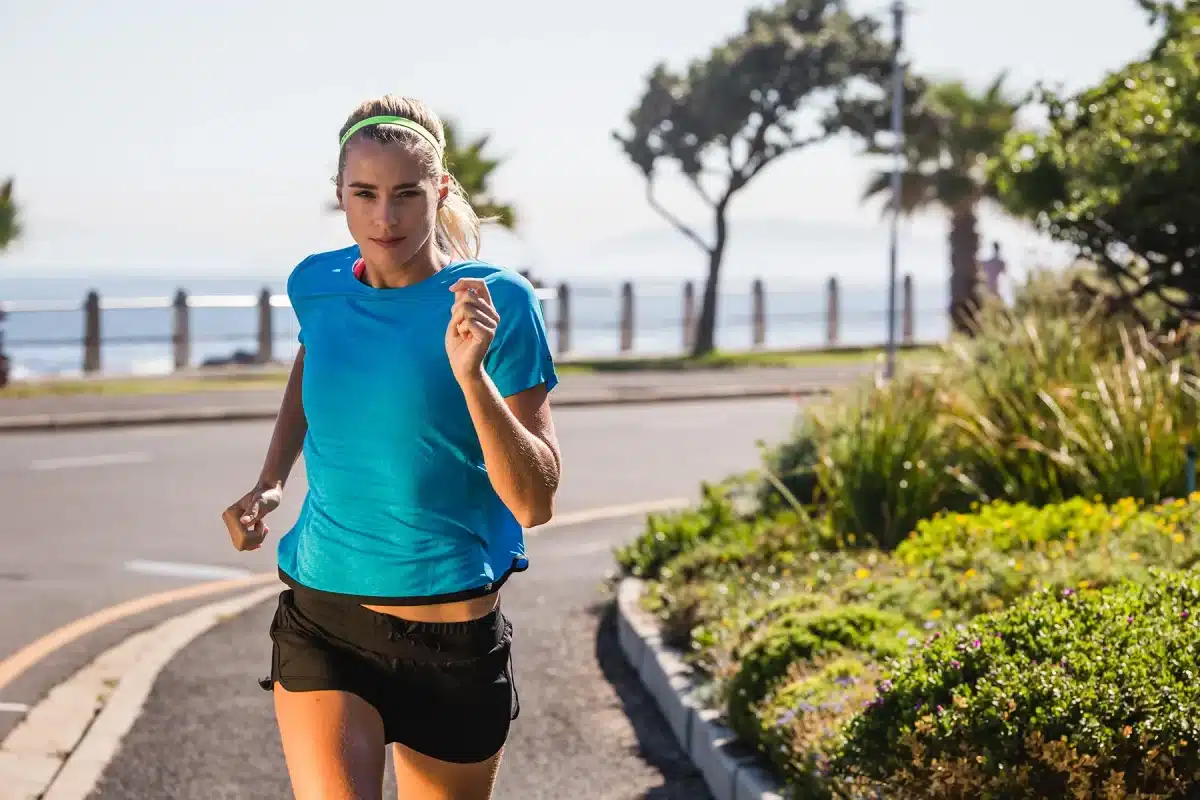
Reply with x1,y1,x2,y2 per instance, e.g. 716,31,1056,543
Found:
361,242,451,289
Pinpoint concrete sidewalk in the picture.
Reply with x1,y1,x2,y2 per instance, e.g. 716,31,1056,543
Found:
0,363,876,432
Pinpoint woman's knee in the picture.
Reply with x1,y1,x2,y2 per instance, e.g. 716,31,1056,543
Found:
274,685,387,800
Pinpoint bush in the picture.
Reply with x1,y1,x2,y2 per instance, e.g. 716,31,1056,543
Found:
725,604,907,744
834,570,1200,798
810,371,973,549
613,482,740,579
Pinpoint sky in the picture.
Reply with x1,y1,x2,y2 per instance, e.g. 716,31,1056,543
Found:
0,0,1161,286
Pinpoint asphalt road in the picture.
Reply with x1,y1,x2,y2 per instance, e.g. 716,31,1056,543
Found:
0,397,808,758
89,517,711,799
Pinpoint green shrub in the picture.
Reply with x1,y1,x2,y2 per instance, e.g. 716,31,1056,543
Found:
613,482,740,579
725,605,907,744
755,415,823,512
811,371,973,549
835,570,1200,798
753,655,881,796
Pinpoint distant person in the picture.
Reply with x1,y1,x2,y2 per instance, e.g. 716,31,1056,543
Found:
221,95,561,799
979,241,1007,299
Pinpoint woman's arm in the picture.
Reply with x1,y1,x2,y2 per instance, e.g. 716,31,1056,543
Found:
459,375,560,528
258,346,309,491
222,347,308,551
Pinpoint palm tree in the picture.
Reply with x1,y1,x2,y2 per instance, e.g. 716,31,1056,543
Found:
862,73,1020,332
441,119,517,230
0,178,19,252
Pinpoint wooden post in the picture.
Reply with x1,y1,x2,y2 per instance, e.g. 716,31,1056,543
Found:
619,281,634,353
172,289,190,370
902,273,915,344
83,290,101,373
751,278,766,348
556,282,571,355
257,287,274,364
682,281,695,351
826,277,839,347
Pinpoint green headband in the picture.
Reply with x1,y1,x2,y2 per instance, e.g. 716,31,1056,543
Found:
339,115,443,157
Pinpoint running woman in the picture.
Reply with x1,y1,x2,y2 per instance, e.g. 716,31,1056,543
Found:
220,94,561,800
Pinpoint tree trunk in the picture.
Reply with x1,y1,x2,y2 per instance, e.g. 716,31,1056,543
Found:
692,206,729,357
948,207,981,334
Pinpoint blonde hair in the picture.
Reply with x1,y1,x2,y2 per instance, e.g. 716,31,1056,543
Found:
335,95,487,262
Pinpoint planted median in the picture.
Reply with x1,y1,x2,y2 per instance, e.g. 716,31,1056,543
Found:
616,273,1200,798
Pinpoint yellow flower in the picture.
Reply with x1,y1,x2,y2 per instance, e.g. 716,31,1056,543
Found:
1175,533,1186,544
855,567,871,580
1130,552,1141,561
930,609,943,619
965,568,977,579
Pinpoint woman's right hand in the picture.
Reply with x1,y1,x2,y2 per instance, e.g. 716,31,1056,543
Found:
222,482,283,552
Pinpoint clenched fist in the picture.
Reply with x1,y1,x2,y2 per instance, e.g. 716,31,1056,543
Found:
222,482,283,552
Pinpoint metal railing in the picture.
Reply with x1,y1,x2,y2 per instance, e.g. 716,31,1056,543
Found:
0,274,929,376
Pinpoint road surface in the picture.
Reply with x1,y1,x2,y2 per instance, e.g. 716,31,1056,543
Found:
0,397,807,793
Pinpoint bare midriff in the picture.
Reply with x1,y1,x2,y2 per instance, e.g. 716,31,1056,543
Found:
361,589,500,623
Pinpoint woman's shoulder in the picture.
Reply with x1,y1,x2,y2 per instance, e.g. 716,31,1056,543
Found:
287,246,360,297
447,261,541,309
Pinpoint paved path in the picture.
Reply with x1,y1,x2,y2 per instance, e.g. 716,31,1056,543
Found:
0,396,806,771
0,362,873,425
88,518,709,799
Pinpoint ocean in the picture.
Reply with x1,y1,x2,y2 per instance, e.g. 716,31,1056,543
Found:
0,273,951,379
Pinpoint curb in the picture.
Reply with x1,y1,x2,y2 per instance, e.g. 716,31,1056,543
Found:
0,385,830,433
615,577,787,800
0,584,281,800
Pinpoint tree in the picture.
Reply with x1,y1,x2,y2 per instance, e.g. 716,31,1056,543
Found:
0,178,18,252
847,72,1021,333
441,119,517,230
991,2,1200,324
613,0,890,356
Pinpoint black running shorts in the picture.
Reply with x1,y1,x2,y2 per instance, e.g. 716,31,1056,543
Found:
259,586,519,764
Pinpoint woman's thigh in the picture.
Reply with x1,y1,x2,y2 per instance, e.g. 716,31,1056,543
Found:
392,742,504,800
274,683,387,800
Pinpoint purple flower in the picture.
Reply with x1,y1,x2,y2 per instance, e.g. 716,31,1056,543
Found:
950,659,962,669
879,679,894,693
1184,610,1191,620
972,639,982,649
1062,588,1074,597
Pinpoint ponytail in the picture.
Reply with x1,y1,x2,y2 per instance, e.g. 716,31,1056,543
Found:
436,174,483,262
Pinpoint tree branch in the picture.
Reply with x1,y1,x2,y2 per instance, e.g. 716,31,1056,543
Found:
646,181,712,254
687,174,719,208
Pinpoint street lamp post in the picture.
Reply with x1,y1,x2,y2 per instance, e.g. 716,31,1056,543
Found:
884,0,906,380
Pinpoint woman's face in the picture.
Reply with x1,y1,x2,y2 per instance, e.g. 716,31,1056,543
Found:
337,138,447,271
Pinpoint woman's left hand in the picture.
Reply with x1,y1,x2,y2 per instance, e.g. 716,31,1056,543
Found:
446,278,499,383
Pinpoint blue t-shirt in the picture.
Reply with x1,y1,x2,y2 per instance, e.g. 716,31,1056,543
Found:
275,245,558,603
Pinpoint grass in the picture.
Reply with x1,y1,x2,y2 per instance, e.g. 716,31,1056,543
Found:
0,344,937,400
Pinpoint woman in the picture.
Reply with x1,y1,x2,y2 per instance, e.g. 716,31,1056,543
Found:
220,95,561,800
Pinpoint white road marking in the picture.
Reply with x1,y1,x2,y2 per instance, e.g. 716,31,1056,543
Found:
529,497,692,533
30,452,152,471
0,702,29,713
124,560,252,582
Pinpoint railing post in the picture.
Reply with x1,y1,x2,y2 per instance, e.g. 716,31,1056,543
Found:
902,273,914,345
83,290,101,373
556,282,571,355
682,281,695,352
751,278,766,348
172,289,190,370
826,277,840,347
257,287,274,364
619,281,634,353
